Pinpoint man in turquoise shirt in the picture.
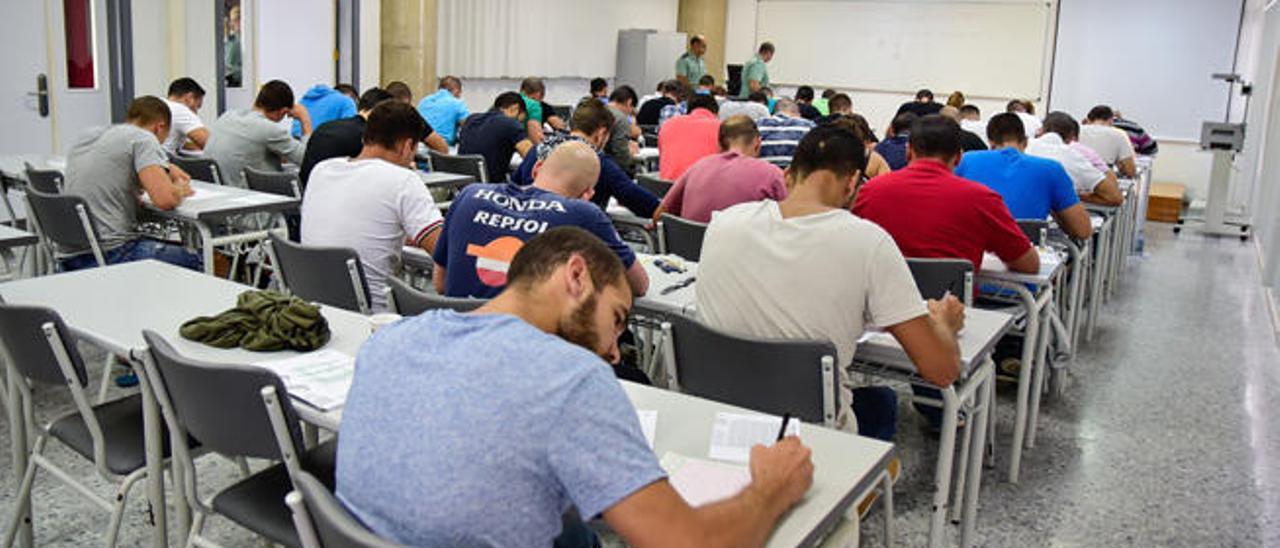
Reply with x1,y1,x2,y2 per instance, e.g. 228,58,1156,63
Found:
675,35,708,89
738,42,775,98
417,76,470,146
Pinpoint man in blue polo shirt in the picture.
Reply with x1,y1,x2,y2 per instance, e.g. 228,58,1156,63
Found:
515,98,659,218
955,113,1093,239
417,75,470,145
457,91,534,183
434,140,648,298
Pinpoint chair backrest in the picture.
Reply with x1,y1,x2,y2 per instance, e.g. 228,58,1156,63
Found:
639,124,659,145
142,330,303,460
906,258,974,306
427,150,487,183
24,188,106,266
662,314,838,427
266,234,371,314
384,276,485,316
170,155,222,185
244,166,302,199
289,471,403,548
1016,219,1050,246
0,303,89,387
24,166,63,194
549,104,571,121
636,174,673,199
658,213,708,261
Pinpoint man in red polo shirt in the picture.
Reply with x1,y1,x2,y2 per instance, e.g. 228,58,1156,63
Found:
657,94,721,181
853,114,1038,276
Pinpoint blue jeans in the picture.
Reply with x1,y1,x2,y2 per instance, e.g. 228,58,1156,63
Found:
851,386,898,441
60,239,203,272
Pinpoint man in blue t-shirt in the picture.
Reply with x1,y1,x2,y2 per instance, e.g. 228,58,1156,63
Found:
417,75,470,145
458,91,534,183
339,227,816,547
434,140,649,298
515,98,659,218
293,84,357,137
955,113,1093,239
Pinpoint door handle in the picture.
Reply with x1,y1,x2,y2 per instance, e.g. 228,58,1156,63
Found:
27,74,49,117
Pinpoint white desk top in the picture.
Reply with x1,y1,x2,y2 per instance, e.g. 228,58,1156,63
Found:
418,171,475,188
0,224,37,248
635,254,698,316
607,200,651,226
977,249,1064,286
637,147,660,161
146,181,299,222
853,308,1013,376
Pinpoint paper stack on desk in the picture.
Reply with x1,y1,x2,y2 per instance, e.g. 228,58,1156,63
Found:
255,349,355,411
709,412,800,463
661,452,752,507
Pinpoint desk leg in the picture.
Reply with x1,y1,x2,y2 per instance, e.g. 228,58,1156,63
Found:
1087,226,1109,342
881,470,895,547
133,359,169,547
1008,285,1038,484
1026,288,1053,449
960,367,994,548
927,387,960,548
7,361,33,548
195,222,215,277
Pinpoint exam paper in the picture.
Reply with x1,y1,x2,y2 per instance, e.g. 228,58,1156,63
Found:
661,452,751,507
636,409,657,449
708,412,800,464
255,349,355,411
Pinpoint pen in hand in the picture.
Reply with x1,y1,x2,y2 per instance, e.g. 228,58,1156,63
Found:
776,413,792,442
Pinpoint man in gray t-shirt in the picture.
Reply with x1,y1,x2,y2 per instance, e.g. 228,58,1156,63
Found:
204,79,311,189
60,96,200,271
606,86,641,176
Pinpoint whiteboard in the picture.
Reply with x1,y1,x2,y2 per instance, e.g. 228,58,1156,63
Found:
1049,0,1242,142
755,0,1053,99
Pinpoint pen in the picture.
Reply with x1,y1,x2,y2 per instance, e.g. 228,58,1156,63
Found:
776,413,792,442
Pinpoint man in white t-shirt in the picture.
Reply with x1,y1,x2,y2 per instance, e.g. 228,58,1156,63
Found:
1006,99,1041,139
301,101,444,312
1027,111,1123,206
696,125,964,440
1080,105,1138,178
162,77,209,153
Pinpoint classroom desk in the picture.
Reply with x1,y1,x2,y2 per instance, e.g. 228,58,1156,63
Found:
636,146,660,173
0,261,371,547
0,224,37,281
142,181,297,277
417,170,475,189
1084,212,1115,342
608,199,658,252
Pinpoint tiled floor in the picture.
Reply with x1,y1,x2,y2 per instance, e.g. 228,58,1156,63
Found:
3,223,1280,546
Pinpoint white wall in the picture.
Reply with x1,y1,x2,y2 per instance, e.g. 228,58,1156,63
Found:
130,0,170,98
256,0,335,100
457,78,600,114
359,0,381,91
183,0,218,123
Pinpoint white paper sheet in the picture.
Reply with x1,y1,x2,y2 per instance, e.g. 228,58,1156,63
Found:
635,409,657,449
708,412,800,464
661,452,751,507
254,349,355,411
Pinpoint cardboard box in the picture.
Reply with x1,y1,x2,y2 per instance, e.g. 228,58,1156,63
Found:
1148,183,1185,223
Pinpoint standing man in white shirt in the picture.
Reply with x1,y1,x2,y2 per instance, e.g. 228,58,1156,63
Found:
301,101,444,312
1080,105,1138,178
696,125,964,440
1027,112,1123,206
162,77,209,153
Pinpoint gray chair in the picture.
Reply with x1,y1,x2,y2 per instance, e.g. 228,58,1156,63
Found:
659,313,839,427
265,233,371,314
25,188,107,269
636,173,673,199
384,276,486,316
657,213,708,261
170,155,223,185
23,166,63,194
1016,219,1050,246
287,471,403,548
0,305,187,548
244,166,302,200
140,331,335,548
427,150,487,183
906,258,975,306
549,104,572,121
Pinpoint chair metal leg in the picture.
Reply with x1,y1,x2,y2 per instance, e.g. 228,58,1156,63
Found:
949,397,975,524
881,470,895,547
3,436,45,548
97,354,116,404
959,372,995,548
183,512,205,548
105,468,148,548
926,388,960,548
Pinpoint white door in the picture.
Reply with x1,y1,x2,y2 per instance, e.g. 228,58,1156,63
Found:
0,0,113,157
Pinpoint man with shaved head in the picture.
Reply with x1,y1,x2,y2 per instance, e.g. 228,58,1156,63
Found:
434,140,649,299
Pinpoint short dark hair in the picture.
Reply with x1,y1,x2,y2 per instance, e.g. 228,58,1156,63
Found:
493,91,527,113
959,104,981,117
759,42,775,54
609,85,638,107
796,86,814,102
438,76,462,92
916,89,934,101
570,98,613,135
659,79,681,95
747,92,768,105
128,96,172,126
385,81,413,102
824,113,877,144
520,77,545,96
986,112,1026,144
691,35,706,47
828,93,852,113
821,89,837,99
590,77,608,95
254,80,294,111
334,84,358,100
1042,111,1080,141
357,87,394,111
790,125,867,182
1006,99,1027,113
167,77,205,99
506,226,626,292
363,101,428,149
688,94,719,114
698,75,715,87
1086,105,1114,122
719,115,759,150
908,115,962,159
891,112,918,135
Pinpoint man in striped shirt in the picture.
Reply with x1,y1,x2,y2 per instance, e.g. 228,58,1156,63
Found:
757,99,816,168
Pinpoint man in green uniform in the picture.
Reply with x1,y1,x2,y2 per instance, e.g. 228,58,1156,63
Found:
675,34,708,89
739,42,775,98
